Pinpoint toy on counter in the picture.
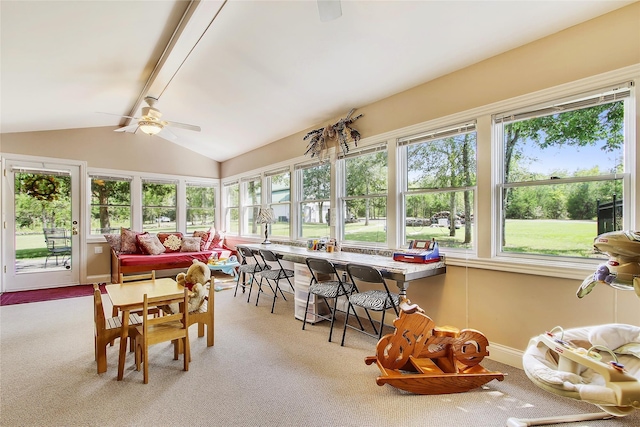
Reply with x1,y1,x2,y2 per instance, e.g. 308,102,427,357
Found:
392,239,441,263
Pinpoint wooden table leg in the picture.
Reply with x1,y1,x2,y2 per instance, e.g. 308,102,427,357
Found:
117,309,130,381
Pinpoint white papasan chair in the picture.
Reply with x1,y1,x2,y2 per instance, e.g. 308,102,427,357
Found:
508,231,640,427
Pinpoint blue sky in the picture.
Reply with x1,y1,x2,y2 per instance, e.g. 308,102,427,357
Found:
519,141,622,176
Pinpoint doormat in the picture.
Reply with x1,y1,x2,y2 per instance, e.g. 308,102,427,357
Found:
0,284,106,306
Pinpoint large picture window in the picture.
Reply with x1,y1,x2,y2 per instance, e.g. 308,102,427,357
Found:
297,163,330,239
90,175,131,234
186,183,216,233
400,122,477,250
339,145,388,245
267,169,291,239
224,182,240,235
242,176,262,236
142,179,177,233
494,83,630,259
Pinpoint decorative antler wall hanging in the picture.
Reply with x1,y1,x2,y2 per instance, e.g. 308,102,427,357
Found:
303,108,363,162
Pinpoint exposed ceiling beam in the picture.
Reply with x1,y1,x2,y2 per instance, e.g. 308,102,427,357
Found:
123,0,227,125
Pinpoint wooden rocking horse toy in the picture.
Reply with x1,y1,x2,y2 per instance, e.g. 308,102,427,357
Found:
364,300,504,395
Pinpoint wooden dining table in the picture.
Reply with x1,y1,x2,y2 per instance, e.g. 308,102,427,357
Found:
105,277,184,380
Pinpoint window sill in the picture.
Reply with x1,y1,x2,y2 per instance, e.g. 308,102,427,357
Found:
443,254,600,281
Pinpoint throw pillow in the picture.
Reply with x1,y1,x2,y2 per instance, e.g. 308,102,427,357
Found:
120,227,143,254
193,230,210,251
181,236,202,252
136,233,166,255
103,234,121,253
158,232,183,253
211,228,224,249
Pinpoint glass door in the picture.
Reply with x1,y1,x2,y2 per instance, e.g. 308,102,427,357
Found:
3,159,81,291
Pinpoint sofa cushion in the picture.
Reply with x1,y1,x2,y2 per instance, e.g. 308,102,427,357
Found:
136,233,166,255
104,234,121,254
158,232,183,253
117,251,214,267
211,229,224,249
192,230,210,251
121,227,143,254
181,236,201,252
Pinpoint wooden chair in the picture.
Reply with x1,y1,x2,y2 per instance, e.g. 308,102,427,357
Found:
174,283,215,357
189,282,214,347
134,288,190,384
93,284,142,374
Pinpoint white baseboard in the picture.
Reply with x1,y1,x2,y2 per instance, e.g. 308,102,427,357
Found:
487,343,524,369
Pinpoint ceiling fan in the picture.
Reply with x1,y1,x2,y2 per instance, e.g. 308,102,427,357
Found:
109,96,201,141
317,0,342,22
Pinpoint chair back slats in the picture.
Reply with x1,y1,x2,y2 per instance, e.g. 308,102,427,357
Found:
120,271,156,284
136,288,190,383
93,284,106,332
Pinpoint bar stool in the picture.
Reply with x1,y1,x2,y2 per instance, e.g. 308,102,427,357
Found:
256,249,294,313
303,257,365,342
341,263,400,346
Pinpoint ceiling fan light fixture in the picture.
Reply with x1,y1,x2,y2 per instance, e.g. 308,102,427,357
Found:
138,120,163,136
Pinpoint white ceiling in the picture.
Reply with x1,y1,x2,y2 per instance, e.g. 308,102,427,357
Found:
1,0,634,162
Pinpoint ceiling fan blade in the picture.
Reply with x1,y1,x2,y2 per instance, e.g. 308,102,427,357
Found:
114,124,139,133
157,127,178,141
165,120,201,132
317,0,342,22
98,112,139,120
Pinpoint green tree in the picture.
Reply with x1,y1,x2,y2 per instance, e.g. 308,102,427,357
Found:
302,164,330,224
502,101,624,244
345,152,387,225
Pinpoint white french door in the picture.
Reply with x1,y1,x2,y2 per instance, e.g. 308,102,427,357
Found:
2,158,81,291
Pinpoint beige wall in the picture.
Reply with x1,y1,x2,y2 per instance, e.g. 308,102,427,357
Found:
2,4,639,363
1,126,220,177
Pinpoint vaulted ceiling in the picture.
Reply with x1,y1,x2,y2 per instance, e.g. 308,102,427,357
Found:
1,1,634,162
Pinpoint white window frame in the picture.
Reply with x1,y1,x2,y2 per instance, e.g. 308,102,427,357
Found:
265,168,292,240
398,122,477,253
337,144,389,247
241,176,262,237
492,82,634,263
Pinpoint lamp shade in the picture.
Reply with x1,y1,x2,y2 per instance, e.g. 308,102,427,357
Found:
256,207,276,224
139,120,163,136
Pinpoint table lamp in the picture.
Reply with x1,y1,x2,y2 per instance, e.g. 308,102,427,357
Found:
256,207,276,244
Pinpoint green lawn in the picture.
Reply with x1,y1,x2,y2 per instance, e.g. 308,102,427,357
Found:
13,219,602,259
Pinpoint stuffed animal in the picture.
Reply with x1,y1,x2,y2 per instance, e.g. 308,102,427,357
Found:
173,259,212,313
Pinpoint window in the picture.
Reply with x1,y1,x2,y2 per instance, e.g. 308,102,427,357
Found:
400,122,477,250
242,176,262,236
186,183,216,233
297,162,330,239
267,169,291,239
90,175,131,234
142,179,177,232
223,182,240,235
339,145,388,245
494,83,631,259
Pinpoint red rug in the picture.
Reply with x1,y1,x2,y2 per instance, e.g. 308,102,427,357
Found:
0,284,107,306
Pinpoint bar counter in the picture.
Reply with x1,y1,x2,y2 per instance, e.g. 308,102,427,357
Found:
241,243,446,296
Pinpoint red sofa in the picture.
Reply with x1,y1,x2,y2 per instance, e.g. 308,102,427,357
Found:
110,247,233,284
105,228,235,284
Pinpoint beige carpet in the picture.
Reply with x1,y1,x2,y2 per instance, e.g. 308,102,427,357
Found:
1,284,640,427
